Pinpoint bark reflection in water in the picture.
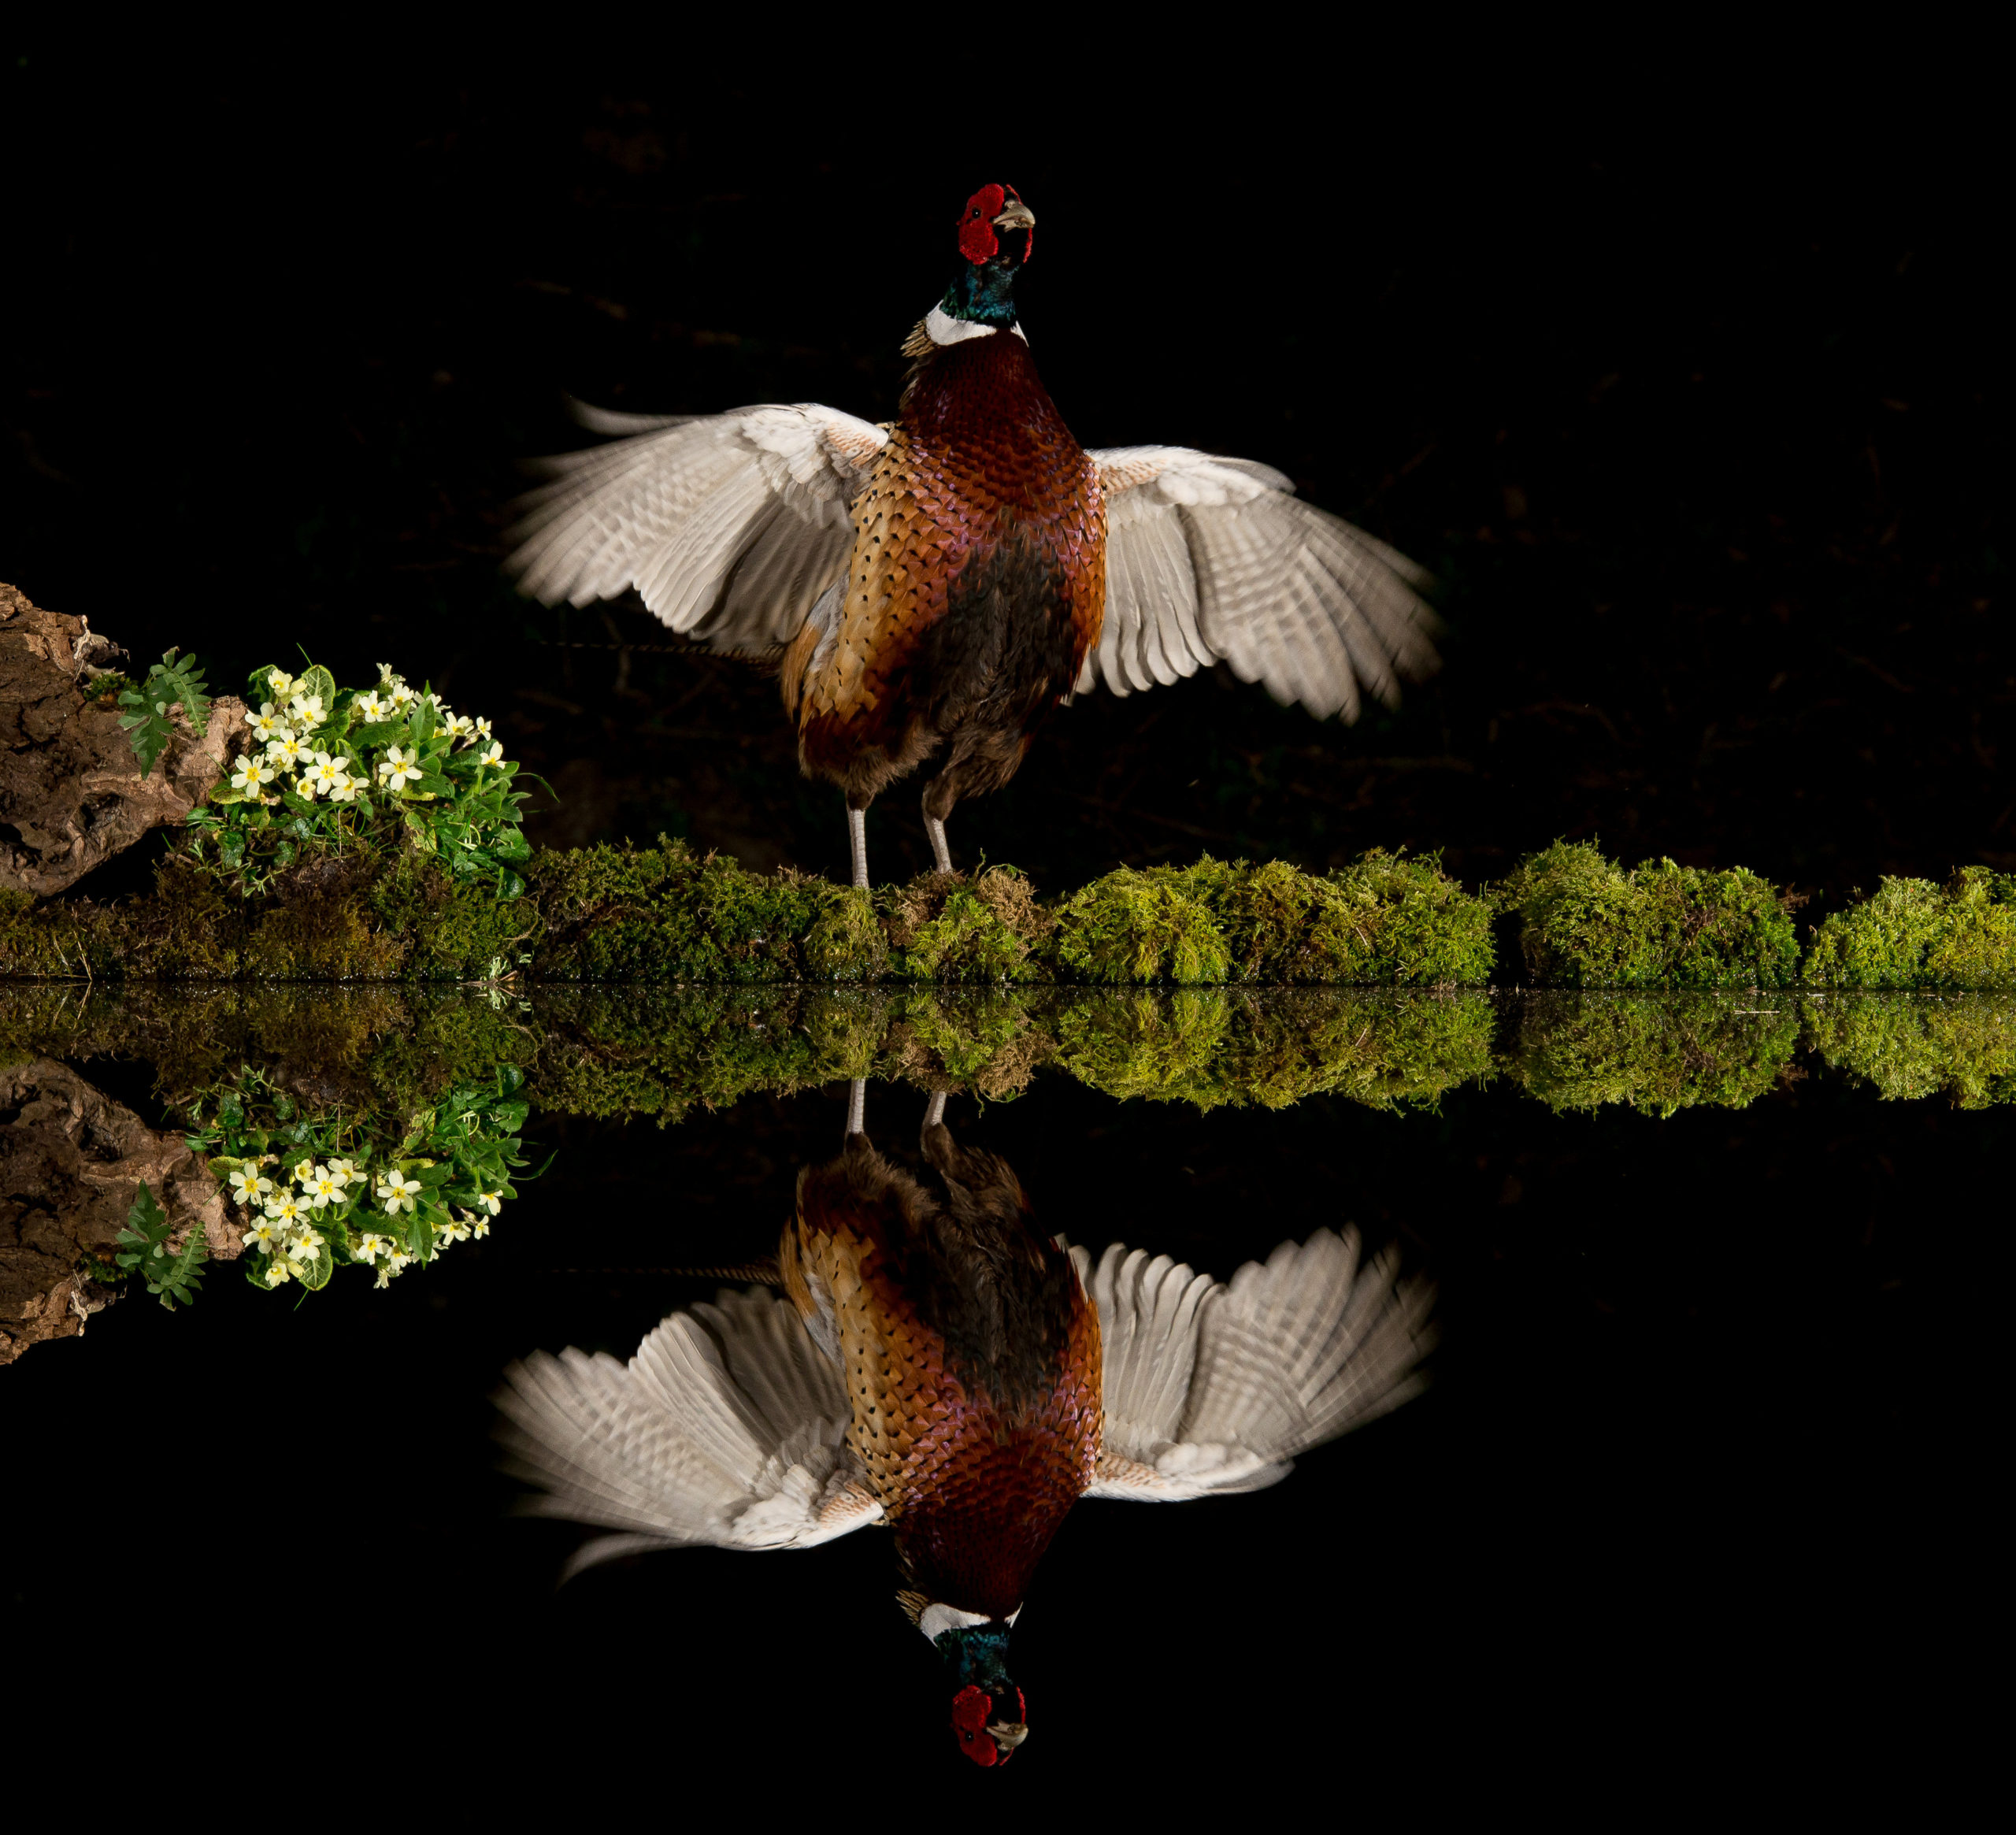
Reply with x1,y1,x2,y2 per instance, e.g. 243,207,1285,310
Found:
498,1083,1432,1768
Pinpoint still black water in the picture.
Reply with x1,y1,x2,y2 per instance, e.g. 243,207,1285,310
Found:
2,990,1959,1796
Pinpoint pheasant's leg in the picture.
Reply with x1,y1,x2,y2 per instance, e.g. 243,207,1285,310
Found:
921,777,957,875
847,803,869,890
921,1090,947,1137
845,1078,866,1139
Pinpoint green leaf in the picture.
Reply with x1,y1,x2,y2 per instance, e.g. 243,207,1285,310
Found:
296,1236,335,1292
117,693,172,777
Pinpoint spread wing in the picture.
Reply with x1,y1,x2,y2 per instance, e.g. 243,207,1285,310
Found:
1080,447,1440,721
495,1286,880,1578
1074,1227,1434,1502
503,401,888,658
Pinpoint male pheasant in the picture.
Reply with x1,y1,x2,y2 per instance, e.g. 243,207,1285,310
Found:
495,1094,1435,1768
505,184,1439,885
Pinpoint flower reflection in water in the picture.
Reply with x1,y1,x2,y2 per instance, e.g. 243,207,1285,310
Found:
497,1084,1433,1768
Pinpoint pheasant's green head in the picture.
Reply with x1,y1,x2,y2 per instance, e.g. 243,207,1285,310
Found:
943,184,1035,328
932,1616,1028,1768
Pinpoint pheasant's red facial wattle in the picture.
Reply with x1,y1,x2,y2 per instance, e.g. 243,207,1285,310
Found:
951,1683,1027,1768
958,185,1007,265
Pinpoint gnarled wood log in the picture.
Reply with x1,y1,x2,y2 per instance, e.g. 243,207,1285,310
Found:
0,1057,235,1364
0,582,246,897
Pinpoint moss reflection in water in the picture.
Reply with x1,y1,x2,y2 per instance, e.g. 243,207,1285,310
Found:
1503,993,1802,1118
1800,992,2016,1107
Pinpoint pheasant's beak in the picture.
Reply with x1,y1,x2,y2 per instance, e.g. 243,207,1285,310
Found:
988,1718,1029,1759
991,197,1036,235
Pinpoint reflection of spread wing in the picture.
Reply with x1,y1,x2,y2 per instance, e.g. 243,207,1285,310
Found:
495,1288,880,1578
1078,447,1440,721
1076,1228,1433,1502
503,401,888,657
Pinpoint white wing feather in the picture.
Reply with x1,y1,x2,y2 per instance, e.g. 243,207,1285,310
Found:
1075,1226,1434,1502
504,402,888,657
1080,447,1440,719
495,1287,880,1577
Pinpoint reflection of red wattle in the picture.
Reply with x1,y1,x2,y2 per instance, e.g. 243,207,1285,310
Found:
958,185,1006,265
951,1684,998,1766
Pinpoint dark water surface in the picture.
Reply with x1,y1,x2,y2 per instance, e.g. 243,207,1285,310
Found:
2,988,1962,1789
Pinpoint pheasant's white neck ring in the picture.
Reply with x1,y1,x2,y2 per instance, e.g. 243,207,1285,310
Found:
918,1600,1022,1642
924,304,1028,348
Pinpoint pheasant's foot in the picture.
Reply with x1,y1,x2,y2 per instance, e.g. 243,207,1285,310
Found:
925,814,952,875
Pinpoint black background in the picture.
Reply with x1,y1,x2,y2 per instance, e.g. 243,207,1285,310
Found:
1,41,1985,1801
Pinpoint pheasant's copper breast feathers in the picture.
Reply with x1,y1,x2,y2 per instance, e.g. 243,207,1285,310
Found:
784,1134,1102,1618
791,335,1105,795
1080,445,1440,721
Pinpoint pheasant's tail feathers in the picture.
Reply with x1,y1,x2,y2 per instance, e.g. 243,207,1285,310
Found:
494,1288,871,1559
1184,1227,1436,1462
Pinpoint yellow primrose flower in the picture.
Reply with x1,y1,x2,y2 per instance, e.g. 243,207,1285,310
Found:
230,754,276,794
376,1169,421,1214
305,1168,344,1207
288,692,326,728
228,1165,272,1206
378,746,422,792
303,752,346,796
266,669,297,701
249,702,290,743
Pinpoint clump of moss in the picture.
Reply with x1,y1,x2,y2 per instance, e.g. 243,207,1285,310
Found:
884,868,1051,983
1496,842,1799,988
1045,853,1492,987
1314,851,1495,984
1047,866,1231,984
525,840,821,982
1503,992,1800,1115
801,887,889,981
1803,868,2016,989
1801,992,2016,1106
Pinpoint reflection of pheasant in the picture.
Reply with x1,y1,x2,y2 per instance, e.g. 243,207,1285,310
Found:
505,184,1438,885
497,1097,1433,1768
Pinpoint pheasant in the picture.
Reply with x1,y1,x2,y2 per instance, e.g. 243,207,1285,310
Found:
495,1091,1435,1768
505,184,1440,886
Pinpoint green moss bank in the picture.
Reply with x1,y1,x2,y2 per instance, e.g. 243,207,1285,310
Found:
8,838,2016,989
0,842,1493,988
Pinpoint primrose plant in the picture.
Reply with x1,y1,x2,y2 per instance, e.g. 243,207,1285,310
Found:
180,1066,531,1297
183,661,530,896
